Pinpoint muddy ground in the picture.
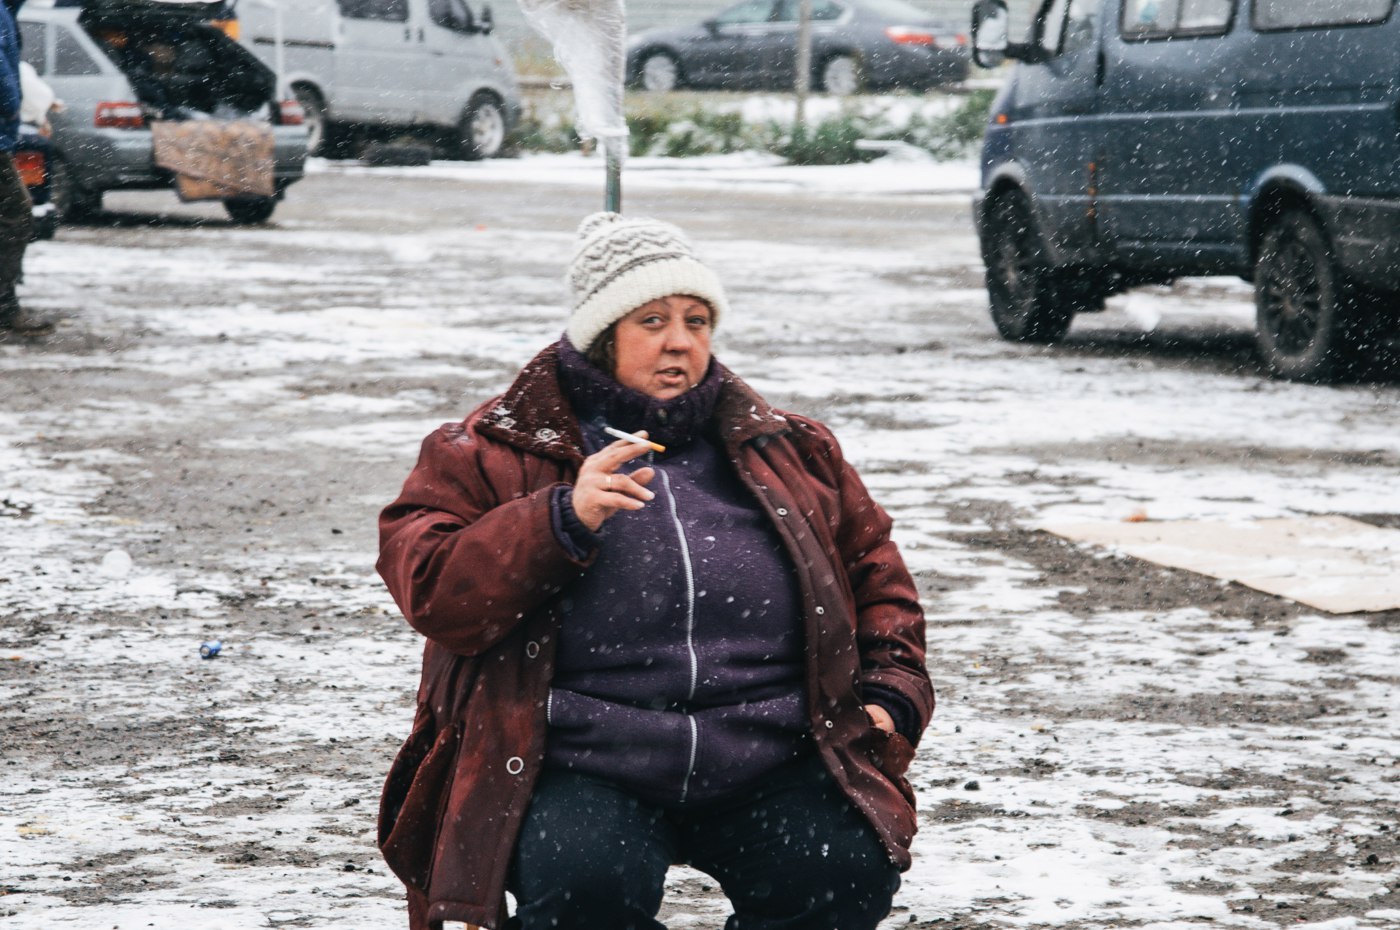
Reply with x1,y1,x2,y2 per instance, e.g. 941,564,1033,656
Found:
2,167,1397,929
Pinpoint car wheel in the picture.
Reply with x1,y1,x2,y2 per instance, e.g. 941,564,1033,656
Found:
223,196,277,224
639,51,681,92
457,94,506,161
820,54,863,96
983,195,1078,344
1254,208,1366,382
50,158,101,222
293,84,331,158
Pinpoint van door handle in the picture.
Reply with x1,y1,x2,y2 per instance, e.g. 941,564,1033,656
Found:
418,27,425,41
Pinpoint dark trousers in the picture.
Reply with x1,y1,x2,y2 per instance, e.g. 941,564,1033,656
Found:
0,151,33,322
508,757,900,930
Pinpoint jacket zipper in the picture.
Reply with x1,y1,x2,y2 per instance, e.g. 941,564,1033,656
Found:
657,466,700,802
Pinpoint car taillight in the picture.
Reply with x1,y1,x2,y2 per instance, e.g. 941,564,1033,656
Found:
279,99,305,126
885,26,937,46
94,102,145,129
212,18,240,40
14,150,45,187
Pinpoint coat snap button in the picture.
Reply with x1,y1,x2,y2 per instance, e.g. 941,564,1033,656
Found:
525,641,540,659
815,606,825,615
506,756,524,775
535,428,559,443
776,507,788,516
824,719,834,729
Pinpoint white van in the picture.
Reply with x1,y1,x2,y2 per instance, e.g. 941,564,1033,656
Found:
237,0,521,159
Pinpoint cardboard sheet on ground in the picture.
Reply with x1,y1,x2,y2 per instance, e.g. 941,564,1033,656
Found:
1040,515,1400,613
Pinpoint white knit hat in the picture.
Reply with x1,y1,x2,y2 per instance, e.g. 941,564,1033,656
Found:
566,212,729,351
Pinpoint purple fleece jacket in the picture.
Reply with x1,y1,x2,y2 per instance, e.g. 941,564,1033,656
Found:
546,338,913,805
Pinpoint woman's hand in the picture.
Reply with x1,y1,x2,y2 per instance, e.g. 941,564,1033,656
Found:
864,704,895,733
572,435,658,531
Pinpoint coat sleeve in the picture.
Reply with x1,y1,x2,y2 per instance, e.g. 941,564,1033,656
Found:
377,424,588,656
798,419,935,742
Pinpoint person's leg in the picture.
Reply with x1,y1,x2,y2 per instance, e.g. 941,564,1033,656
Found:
684,757,900,930
509,769,675,930
0,152,32,328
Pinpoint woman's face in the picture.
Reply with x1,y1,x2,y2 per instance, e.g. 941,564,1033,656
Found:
612,295,713,401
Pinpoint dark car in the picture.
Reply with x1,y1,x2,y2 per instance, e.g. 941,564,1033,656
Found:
968,0,1400,382
627,0,969,95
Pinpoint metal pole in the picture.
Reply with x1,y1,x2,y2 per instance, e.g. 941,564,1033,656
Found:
605,137,622,213
794,0,812,128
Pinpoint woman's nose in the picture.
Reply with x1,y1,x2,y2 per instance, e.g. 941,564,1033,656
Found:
662,321,694,350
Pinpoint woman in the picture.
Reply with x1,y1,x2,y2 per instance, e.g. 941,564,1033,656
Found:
377,212,934,930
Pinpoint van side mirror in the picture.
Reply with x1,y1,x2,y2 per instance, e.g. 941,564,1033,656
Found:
702,19,720,37
971,0,1008,67
479,4,493,35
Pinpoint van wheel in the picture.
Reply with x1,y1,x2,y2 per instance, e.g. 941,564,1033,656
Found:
294,85,331,157
1255,209,1365,382
983,196,1076,343
50,159,101,222
820,54,863,95
224,197,277,224
458,95,506,161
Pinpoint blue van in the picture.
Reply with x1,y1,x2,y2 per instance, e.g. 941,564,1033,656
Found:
967,0,1400,381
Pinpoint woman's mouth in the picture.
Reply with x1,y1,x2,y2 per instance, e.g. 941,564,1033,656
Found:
656,368,687,385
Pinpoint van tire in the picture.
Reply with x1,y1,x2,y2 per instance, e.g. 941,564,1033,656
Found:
294,84,334,158
224,197,277,224
1254,209,1365,382
457,95,506,161
983,196,1076,343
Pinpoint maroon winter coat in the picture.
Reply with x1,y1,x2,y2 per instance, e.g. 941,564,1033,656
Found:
377,342,934,930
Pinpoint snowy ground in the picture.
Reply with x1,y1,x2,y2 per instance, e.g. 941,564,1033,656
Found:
1,156,1397,930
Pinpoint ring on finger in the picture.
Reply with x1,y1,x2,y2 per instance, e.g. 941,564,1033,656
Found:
606,474,614,490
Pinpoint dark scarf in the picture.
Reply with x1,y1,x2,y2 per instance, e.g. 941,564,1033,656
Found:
556,335,724,451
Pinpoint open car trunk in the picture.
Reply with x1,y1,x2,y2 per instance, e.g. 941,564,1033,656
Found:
78,0,274,120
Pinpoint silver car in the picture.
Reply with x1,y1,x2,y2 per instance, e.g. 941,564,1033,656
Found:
18,0,308,224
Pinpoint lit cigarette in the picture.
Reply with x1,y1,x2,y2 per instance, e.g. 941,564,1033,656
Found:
603,426,665,453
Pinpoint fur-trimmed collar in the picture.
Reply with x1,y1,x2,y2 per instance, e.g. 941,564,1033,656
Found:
475,341,790,462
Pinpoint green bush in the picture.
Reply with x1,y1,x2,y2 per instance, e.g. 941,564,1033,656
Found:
941,89,997,149
768,112,880,166
506,111,578,154
507,90,994,164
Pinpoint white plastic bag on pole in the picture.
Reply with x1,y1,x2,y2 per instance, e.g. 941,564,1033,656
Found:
518,0,629,208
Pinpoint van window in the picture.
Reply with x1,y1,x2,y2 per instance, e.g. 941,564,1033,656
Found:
54,26,101,75
1252,0,1392,30
1038,0,1097,55
338,0,410,22
19,21,47,72
1122,0,1232,38
428,0,472,31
